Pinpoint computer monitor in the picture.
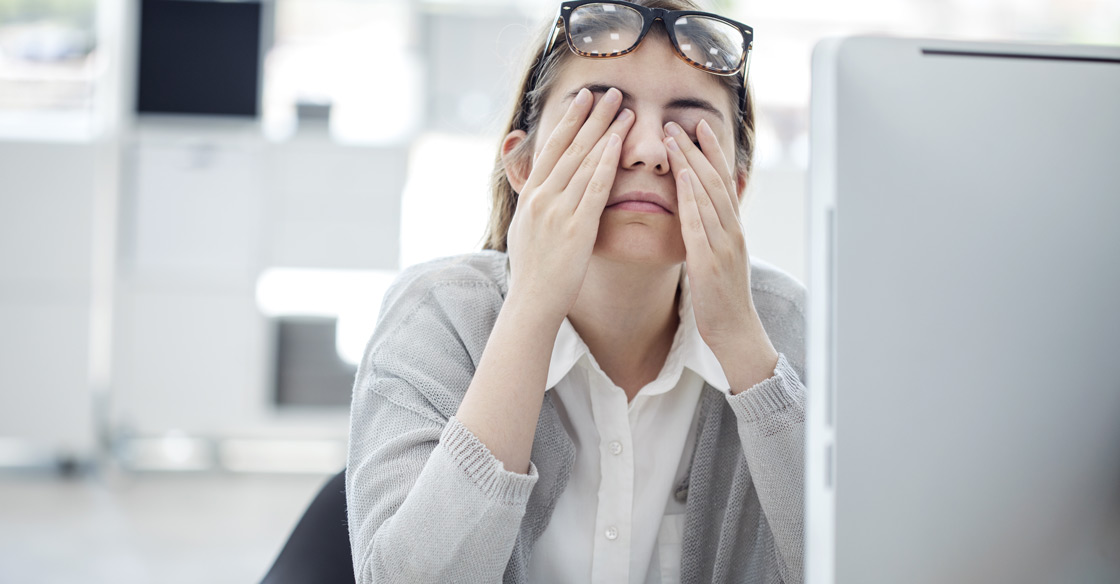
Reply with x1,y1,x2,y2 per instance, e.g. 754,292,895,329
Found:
136,0,263,117
806,36,1120,584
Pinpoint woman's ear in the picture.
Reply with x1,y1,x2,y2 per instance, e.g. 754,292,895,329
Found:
735,171,748,205
501,129,531,193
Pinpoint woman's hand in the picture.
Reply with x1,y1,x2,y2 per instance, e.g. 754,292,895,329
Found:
506,87,636,325
663,119,779,392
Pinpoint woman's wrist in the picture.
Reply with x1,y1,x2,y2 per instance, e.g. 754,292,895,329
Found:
714,316,780,395
503,286,568,332
456,282,565,474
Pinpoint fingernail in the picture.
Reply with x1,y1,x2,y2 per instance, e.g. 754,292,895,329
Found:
617,108,633,122
575,88,590,105
664,122,681,136
665,136,680,151
604,87,621,104
608,133,621,147
699,119,714,137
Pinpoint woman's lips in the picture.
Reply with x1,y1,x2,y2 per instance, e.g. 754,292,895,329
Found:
606,201,671,214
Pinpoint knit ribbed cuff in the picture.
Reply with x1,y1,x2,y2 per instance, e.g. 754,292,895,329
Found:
728,352,806,422
440,415,539,506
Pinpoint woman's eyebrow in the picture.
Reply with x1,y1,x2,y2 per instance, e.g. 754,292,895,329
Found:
562,84,632,105
664,97,725,124
562,83,725,124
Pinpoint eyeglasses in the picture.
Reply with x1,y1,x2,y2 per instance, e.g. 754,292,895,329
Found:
532,0,754,113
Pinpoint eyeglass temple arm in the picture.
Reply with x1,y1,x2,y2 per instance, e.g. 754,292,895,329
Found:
533,13,566,89
739,42,753,113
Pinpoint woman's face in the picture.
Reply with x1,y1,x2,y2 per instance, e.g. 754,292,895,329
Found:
533,31,740,267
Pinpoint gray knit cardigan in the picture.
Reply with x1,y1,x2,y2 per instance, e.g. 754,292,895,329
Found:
346,250,807,584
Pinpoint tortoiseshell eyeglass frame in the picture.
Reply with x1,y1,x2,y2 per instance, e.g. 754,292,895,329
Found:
527,0,754,116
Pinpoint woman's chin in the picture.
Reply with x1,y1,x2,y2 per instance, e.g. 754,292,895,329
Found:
592,223,685,265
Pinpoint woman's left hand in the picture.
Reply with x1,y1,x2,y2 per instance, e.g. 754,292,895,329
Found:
663,119,779,393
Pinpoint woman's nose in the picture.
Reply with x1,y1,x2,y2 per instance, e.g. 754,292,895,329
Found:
619,112,670,175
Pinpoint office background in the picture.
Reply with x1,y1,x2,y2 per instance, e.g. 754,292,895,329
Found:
0,0,1116,582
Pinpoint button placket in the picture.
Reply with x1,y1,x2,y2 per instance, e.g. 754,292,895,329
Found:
587,374,634,582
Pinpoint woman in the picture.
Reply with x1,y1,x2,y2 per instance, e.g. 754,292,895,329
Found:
346,1,806,582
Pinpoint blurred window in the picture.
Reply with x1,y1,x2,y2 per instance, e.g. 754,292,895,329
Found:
0,0,97,140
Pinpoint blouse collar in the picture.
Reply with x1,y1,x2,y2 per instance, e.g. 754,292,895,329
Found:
504,259,730,395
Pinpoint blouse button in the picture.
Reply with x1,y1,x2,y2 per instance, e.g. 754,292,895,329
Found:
605,526,619,540
608,440,623,455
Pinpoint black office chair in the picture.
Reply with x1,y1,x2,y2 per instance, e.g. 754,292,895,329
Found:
261,469,355,584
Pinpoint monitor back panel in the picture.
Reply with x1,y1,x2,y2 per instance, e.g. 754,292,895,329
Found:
807,36,1120,584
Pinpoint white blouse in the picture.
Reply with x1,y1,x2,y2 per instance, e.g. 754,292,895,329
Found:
513,263,732,584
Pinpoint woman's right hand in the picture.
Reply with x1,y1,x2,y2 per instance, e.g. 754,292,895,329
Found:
505,86,636,324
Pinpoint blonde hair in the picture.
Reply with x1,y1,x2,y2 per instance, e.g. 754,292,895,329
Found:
483,0,756,252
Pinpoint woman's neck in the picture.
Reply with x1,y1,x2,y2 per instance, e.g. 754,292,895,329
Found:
567,255,682,400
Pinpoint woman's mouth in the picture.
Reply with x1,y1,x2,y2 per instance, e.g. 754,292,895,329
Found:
606,201,671,214
605,190,674,214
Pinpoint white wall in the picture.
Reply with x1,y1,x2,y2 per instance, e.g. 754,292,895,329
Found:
0,141,99,457
745,167,808,285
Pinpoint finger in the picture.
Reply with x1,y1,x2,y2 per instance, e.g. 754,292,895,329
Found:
665,121,739,229
574,131,624,221
697,119,741,220
540,87,625,194
562,107,635,211
675,168,712,255
523,87,595,193
666,135,725,247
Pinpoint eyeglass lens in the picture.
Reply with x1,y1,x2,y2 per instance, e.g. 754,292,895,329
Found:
673,15,744,72
567,3,744,73
568,3,644,56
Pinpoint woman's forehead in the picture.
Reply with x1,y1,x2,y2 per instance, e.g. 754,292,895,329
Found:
549,37,735,121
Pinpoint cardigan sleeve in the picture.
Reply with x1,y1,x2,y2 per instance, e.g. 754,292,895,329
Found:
725,352,807,584
346,266,537,584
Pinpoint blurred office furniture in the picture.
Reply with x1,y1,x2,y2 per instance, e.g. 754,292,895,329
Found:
261,469,354,584
294,101,332,136
273,317,356,407
110,121,408,470
0,0,519,473
105,0,415,470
